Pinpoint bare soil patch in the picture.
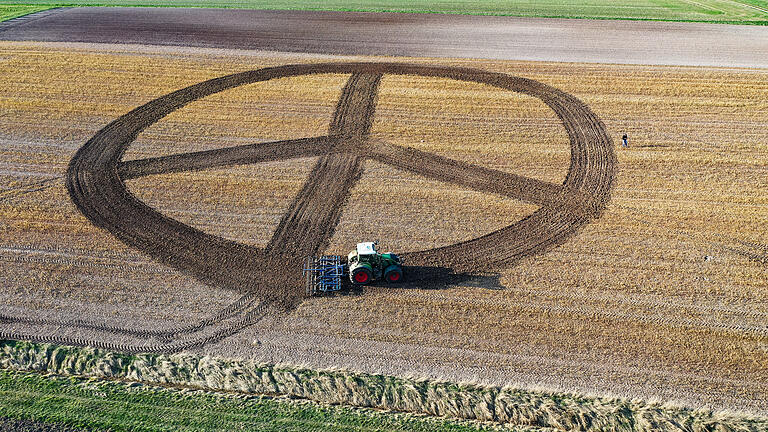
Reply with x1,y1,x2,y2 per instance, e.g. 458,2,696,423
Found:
2,8,768,67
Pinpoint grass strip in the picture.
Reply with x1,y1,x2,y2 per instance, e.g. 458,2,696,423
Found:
1,340,767,431
0,369,516,432
0,4,55,21
0,1,767,25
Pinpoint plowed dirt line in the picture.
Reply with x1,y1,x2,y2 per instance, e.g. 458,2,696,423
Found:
118,137,332,179
266,153,363,259
2,62,614,353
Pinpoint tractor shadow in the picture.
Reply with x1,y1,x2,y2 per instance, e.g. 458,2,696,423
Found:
341,265,505,296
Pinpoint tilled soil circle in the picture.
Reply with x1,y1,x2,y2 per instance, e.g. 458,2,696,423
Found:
67,62,616,302
0,62,618,352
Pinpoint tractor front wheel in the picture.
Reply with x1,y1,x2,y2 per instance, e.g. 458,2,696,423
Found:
384,268,403,283
351,267,372,285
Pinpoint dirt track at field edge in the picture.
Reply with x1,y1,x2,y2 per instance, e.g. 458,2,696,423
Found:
3,7,768,68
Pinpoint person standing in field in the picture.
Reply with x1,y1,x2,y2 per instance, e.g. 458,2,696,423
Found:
621,134,629,148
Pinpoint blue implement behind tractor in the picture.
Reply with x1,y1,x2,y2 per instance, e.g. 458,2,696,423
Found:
303,255,345,296
303,242,403,296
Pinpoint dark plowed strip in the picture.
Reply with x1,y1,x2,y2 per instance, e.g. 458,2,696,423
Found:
368,140,600,215
266,153,363,259
330,73,382,138
1,8,766,68
118,136,333,179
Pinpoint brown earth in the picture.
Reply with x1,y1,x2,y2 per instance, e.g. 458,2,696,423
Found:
2,7,768,68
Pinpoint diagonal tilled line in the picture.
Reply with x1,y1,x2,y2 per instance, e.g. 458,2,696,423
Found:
117,136,333,179
367,140,601,216
266,73,382,259
265,153,363,259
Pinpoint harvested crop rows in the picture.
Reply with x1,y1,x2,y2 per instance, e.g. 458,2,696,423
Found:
0,43,766,414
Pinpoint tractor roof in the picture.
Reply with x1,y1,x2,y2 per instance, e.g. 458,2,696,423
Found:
356,242,377,255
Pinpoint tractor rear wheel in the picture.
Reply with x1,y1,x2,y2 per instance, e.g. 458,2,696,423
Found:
351,267,372,285
384,268,403,283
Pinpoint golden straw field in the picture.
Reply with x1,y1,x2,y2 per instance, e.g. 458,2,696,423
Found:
0,41,766,414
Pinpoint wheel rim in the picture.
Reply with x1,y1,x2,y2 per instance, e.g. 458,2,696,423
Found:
354,271,369,283
388,272,400,282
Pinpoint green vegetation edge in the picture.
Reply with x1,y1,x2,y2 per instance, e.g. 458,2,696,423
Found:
0,369,515,432
1,339,766,431
0,4,55,21
0,1,767,25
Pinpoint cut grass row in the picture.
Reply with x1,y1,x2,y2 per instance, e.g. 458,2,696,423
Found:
0,369,514,432
0,0,767,24
2,340,766,431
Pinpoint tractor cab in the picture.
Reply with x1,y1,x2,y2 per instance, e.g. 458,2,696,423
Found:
348,241,378,265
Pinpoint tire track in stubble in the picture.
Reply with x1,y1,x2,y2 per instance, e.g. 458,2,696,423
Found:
0,293,260,340
0,177,61,203
0,301,269,354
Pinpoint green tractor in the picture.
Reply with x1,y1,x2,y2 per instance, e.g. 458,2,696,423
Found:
303,241,403,295
347,241,403,285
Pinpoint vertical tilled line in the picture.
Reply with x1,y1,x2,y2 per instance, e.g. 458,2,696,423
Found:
266,73,382,260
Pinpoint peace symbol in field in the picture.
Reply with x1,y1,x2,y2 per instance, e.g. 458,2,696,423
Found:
67,62,616,303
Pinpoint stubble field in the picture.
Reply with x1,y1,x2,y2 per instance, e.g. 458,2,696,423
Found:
0,41,766,415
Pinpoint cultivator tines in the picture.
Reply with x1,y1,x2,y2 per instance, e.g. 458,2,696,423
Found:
303,255,344,296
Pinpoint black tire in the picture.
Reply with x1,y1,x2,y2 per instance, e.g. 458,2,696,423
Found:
384,267,403,283
351,267,373,285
